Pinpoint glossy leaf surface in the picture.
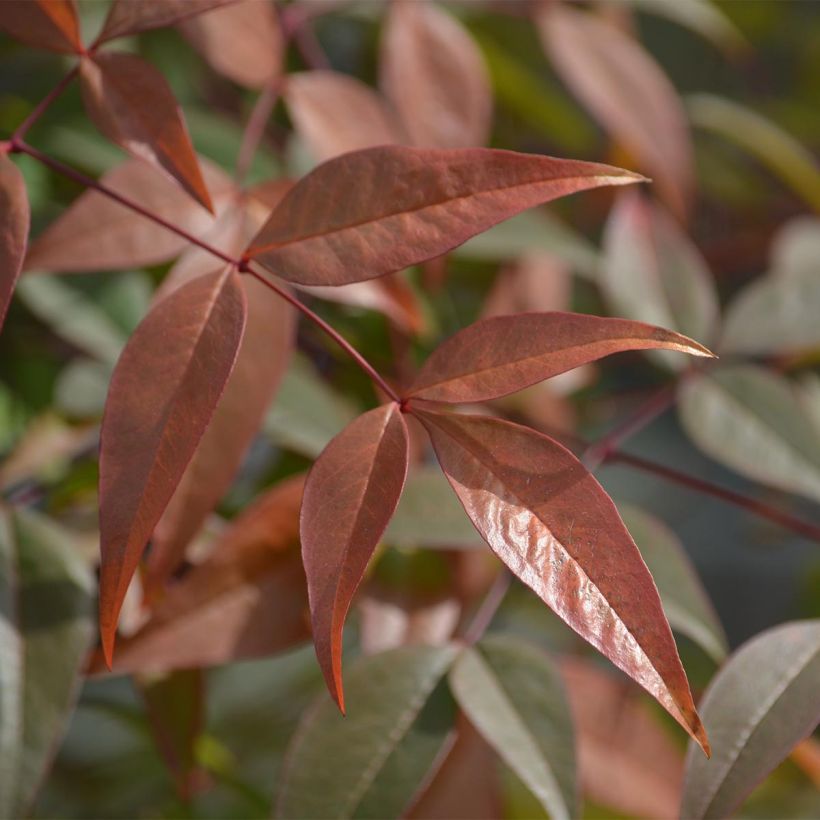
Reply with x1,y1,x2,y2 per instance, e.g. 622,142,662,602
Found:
0,155,30,332
79,52,213,212
277,645,457,819
179,0,282,89
408,312,712,403
416,409,708,751
247,145,643,286
0,508,93,818
96,0,237,43
99,269,246,664
601,190,718,369
621,505,727,663
678,366,820,504
538,5,693,218
25,159,230,272
449,636,576,820
301,403,409,711
380,0,492,149
95,475,309,675
680,620,820,819
0,0,81,53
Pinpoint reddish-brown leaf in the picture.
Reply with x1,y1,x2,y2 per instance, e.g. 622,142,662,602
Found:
247,145,644,286
380,0,492,149
0,0,82,53
25,159,232,273
179,0,282,89
99,268,247,665
408,312,713,404
95,0,238,44
481,253,572,319
538,5,693,219
285,70,405,162
301,403,410,711
0,155,30,332
91,475,309,675
146,217,295,590
415,408,709,753
79,52,213,212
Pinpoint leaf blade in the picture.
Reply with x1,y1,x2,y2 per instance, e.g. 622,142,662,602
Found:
0,0,82,53
0,155,30,333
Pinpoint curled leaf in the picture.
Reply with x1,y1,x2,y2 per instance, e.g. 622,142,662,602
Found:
0,155,30,332
408,312,713,404
247,145,644,286
301,403,410,711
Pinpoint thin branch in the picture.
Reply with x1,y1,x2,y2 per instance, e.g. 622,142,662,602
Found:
461,570,512,645
12,66,79,141
235,77,282,185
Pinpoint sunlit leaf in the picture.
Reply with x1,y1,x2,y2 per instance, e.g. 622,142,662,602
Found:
620,505,727,663
408,312,713,404
678,365,820,504
0,507,93,818
380,1,492,149
79,52,214,212
25,158,231,273
601,190,719,369
99,268,246,665
0,0,82,53
301,403,409,711
286,71,404,162
0,155,30,333
276,645,457,820
415,408,708,752
680,620,820,819
179,0,282,89
247,145,643,286
538,5,693,218
450,636,576,820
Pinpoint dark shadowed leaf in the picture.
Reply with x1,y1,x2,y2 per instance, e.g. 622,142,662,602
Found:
95,0,238,43
179,0,282,89
561,658,685,819
0,155,30,332
247,145,643,286
301,403,409,711
380,1,492,149
538,5,693,218
601,190,718,369
408,312,712,403
79,52,213,211
678,366,820,504
92,475,309,675
0,507,93,818
449,636,576,820
99,268,246,666
620,505,727,663
628,0,744,52
680,620,820,819
25,159,231,273
0,0,82,53
415,409,708,752
286,70,404,162
277,645,457,819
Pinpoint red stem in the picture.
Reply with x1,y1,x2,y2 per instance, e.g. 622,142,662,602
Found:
235,78,282,185
461,570,512,645
12,66,79,141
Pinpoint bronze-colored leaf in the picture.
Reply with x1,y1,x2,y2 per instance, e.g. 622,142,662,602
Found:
408,312,713,404
0,0,82,53
79,52,214,212
99,268,247,665
380,0,492,148
0,155,30,332
301,403,410,711
415,408,709,753
247,145,644,286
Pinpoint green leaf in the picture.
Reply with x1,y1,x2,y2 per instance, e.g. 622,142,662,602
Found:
449,636,576,820
276,645,457,819
54,359,111,419
678,365,820,504
385,466,484,550
0,507,93,818
680,620,820,819
629,0,745,53
620,505,727,663
687,94,820,213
